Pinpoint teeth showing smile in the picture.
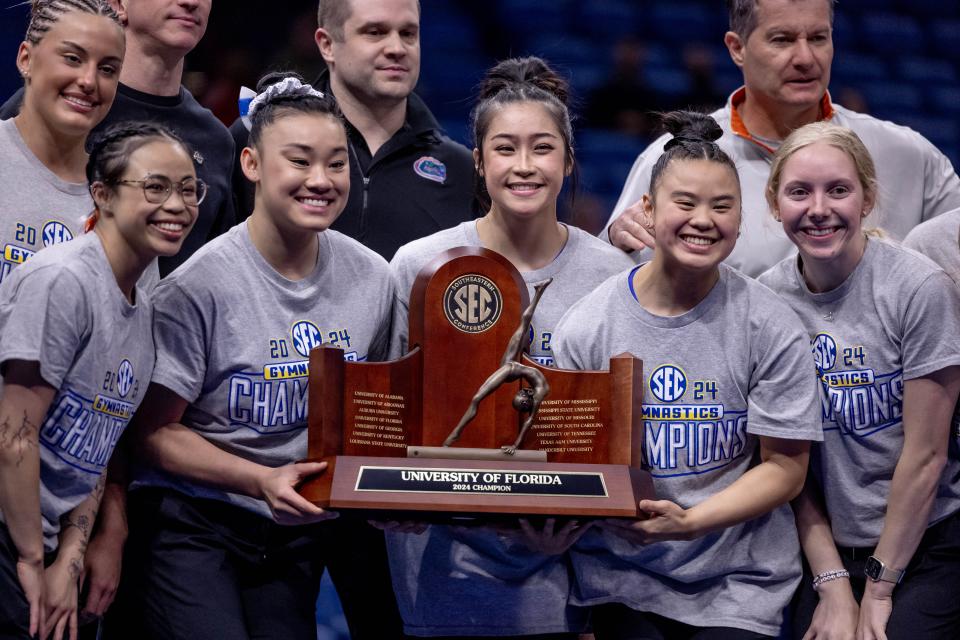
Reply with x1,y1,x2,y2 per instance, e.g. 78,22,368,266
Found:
804,227,838,237
153,222,184,232
299,197,331,207
509,183,540,192
63,95,94,108
680,235,715,246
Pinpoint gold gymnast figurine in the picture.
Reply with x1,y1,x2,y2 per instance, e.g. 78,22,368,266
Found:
443,278,552,454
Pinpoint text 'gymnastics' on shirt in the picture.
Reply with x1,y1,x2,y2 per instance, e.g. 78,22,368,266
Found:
0,233,154,551
552,263,822,637
384,221,632,638
134,221,394,518
759,238,960,546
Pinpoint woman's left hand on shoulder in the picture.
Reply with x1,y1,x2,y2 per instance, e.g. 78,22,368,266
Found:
600,499,700,544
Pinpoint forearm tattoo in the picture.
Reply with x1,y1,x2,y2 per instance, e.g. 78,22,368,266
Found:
62,514,91,539
68,556,83,580
0,412,39,467
61,474,107,559
92,473,107,502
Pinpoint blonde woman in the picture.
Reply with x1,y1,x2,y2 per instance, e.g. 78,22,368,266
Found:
759,123,960,640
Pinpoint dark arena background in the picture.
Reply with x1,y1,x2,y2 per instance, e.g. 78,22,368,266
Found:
2,0,959,637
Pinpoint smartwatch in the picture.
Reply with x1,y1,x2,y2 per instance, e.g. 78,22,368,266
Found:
864,556,905,584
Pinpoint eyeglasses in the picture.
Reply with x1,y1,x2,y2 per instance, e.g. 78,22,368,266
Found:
113,175,207,206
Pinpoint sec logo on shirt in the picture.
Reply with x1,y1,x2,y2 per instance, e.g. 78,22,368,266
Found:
116,359,134,398
649,364,687,403
42,220,73,247
291,320,324,357
812,332,838,373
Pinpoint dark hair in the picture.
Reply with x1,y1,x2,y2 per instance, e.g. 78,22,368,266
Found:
471,56,576,212
87,122,190,187
248,71,345,150
84,122,191,230
648,111,740,201
25,0,123,45
727,0,834,40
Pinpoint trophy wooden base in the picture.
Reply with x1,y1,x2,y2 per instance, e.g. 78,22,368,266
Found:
299,455,654,518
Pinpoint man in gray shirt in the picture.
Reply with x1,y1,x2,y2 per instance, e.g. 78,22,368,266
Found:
603,0,960,276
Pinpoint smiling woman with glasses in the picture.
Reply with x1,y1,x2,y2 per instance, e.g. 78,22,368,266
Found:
0,120,197,640
112,175,208,207
0,3,126,637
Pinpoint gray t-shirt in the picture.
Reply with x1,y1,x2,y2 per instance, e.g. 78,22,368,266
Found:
759,238,960,546
389,220,635,364
903,211,960,451
0,119,160,291
0,119,88,285
904,207,960,287
385,220,632,636
134,222,393,518
553,263,822,637
0,233,154,551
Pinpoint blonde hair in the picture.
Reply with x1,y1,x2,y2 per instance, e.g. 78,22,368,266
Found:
766,122,882,235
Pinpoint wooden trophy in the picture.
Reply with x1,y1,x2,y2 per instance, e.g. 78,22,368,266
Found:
299,247,653,517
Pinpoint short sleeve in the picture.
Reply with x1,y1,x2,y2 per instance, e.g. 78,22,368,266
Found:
747,310,823,441
901,271,960,380
920,136,960,222
903,215,960,287
0,266,90,389
149,280,209,402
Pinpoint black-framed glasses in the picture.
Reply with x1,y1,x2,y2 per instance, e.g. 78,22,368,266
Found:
113,175,207,206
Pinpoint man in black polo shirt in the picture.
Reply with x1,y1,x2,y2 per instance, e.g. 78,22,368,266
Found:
231,0,476,260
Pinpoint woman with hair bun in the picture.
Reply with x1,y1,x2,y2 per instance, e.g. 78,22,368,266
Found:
552,111,822,639
1,0,124,285
386,56,633,639
0,121,197,639
759,123,960,639
122,72,402,639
